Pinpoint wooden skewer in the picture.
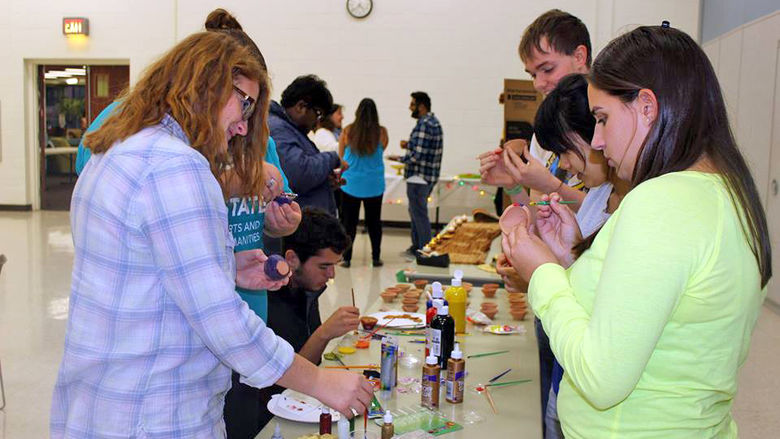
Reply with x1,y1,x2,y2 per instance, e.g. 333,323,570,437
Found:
484,385,498,414
351,288,356,307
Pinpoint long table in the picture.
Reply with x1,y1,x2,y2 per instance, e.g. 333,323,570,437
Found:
255,287,541,438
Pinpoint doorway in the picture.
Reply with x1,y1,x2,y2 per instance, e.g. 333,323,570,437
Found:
38,64,129,210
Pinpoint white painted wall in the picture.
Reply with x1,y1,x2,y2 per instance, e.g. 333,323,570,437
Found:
0,0,701,207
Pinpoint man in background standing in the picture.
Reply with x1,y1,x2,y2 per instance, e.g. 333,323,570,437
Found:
389,91,443,259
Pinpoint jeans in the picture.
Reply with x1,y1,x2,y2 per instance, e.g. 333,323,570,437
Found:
406,181,434,250
535,317,555,435
341,192,383,262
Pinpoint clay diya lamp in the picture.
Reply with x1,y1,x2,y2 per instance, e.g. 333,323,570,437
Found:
355,338,371,349
380,292,396,303
264,254,290,281
402,304,419,313
403,291,420,300
395,284,411,292
510,309,527,320
499,204,529,235
384,287,401,296
360,316,378,331
482,309,498,320
482,288,497,298
483,283,499,291
402,298,419,307
480,302,498,311
462,282,473,293
413,279,428,289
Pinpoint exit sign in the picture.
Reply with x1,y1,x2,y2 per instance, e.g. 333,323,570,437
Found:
63,17,89,36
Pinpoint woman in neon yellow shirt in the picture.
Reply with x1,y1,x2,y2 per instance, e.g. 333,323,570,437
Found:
502,25,771,438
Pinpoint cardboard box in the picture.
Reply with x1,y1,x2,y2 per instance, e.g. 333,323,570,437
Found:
503,79,543,142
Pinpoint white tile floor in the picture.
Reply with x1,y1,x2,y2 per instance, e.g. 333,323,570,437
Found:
0,210,778,438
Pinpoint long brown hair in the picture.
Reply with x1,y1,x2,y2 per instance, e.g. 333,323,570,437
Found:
589,25,771,287
346,98,381,156
85,31,270,198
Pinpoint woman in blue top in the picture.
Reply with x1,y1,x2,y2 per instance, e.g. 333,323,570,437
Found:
338,98,388,267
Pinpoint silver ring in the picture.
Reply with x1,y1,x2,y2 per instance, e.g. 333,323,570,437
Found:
266,177,277,188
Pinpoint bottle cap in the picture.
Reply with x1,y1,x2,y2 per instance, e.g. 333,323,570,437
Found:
437,304,448,315
426,354,438,365
452,269,463,286
322,406,330,414
431,281,443,298
384,410,393,423
450,343,463,360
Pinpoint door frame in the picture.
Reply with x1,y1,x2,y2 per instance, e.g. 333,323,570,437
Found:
24,58,129,210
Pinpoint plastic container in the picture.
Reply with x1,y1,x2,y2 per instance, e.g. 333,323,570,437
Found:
430,305,455,370
421,354,441,409
446,344,465,404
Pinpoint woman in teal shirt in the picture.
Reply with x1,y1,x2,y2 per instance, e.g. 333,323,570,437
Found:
338,98,388,267
502,25,771,438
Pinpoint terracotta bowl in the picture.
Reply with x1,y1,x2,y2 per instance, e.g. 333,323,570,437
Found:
482,309,498,320
360,316,378,331
507,292,526,301
480,302,498,311
395,284,412,292
508,295,526,304
403,291,420,299
482,288,497,298
380,293,396,303
413,279,428,289
402,298,419,306
483,283,500,291
510,310,527,320
510,304,528,313
402,304,419,313
462,282,473,293
384,287,401,296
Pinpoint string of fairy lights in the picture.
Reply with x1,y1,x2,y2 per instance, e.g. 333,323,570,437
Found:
383,176,497,205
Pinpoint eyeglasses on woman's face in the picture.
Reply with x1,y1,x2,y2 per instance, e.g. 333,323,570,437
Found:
232,85,256,121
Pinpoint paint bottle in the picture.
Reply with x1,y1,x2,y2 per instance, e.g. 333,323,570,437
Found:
446,343,466,404
444,270,467,333
337,416,350,439
426,299,443,357
319,407,332,434
380,336,398,390
271,422,284,439
421,354,441,409
430,305,455,371
381,410,394,439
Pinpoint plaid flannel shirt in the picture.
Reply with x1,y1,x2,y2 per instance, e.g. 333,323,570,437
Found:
51,115,294,438
401,113,443,184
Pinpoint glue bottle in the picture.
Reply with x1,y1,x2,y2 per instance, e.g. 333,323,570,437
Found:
444,270,467,333
381,410,394,439
446,343,466,404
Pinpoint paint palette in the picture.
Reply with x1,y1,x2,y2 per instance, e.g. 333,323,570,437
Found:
267,389,341,423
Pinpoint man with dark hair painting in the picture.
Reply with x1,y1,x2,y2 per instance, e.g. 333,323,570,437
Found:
270,75,347,215
389,91,443,259
248,208,360,433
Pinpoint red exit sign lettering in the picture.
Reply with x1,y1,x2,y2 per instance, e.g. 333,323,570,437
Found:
63,18,89,36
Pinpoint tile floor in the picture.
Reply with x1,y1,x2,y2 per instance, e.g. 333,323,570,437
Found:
0,211,778,438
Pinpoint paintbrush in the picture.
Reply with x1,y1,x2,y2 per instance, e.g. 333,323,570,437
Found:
486,379,532,388
528,200,578,206
488,368,512,383
467,350,509,359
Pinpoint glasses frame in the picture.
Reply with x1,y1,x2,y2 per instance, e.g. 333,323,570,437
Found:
232,85,256,121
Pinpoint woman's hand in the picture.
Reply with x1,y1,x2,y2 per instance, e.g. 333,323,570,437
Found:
535,193,582,268
496,253,528,293
265,201,302,237
262,162,284,203
503,142,560,193
478,148,517,187
234,249,290,291
500,205,559,282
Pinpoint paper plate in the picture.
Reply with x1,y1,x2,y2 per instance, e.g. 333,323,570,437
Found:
483,324,522,335
368,311,426,329
266,389,341,423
